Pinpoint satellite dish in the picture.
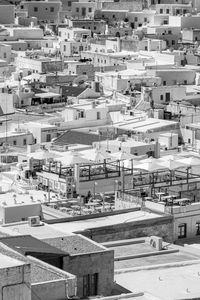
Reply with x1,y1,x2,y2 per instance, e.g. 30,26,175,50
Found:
73,75,88,86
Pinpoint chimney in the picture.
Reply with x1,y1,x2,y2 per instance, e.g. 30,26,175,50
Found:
147,39,151,52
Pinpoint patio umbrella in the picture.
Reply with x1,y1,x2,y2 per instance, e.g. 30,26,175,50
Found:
27,151,60,160
158,154,181,162
134,161,166,172
57,151,91,166
158,159,188,170
81,149,112,162
110,151,136,161
141,157,160,163
178,156,200,167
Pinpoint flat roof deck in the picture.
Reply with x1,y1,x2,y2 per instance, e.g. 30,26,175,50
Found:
50,210,163,234
1,222,72,240
115,262,200,300
115,251,198,270
0,253,25,268
110,243,157,258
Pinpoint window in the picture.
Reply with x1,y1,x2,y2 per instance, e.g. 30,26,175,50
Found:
34,7,38,12
184,80,187,85
97,112,101,120
134,17,138,22
160,95,163,101
144,17,147,22
166,9,169,14
178,223,187,239
76,7,79,12
3,53,6,59
13,140,17,146
163,81,166,86
50,7,54,12
83,273,98,297
23,139,27,146
64,45,66,51
88,7,92,12
160,9,163,14
172,40,175,45
113,15,115,18
196,222,200,235
94,26,96,30
68,1,71,7
46,134,51,142
168,30,172,34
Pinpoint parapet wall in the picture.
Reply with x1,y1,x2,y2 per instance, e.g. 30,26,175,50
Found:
74,215,174,243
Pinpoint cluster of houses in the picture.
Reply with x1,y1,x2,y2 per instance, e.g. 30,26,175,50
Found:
0,0,200,299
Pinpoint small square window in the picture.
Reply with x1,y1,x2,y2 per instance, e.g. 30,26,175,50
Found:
68,1,71,7
76,7,79,12
50,7,54,12
160,95,163,100
34,7,38,12
88,7,92,12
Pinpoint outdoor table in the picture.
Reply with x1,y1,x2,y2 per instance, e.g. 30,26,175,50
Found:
161,195,173,200
71,205,80,210
155,192,165,201
82,208,93,214
68,200,78,204
173,198,190,205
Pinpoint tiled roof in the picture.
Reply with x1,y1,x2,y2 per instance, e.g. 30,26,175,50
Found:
61,86,87,97
44,235,105,255
0,235,68,256
53,130,104,146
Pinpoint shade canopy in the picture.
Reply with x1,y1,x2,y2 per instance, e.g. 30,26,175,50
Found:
134,161,165,172
27,151,60,160
178,156,200,167
57,151,91,166
81,149,112,162
158,154,181,162
159,159,188,170
110,151,136,161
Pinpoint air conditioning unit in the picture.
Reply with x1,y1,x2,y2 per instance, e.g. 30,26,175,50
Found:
149,236,163,251
63,145,68,151
28,216,41,227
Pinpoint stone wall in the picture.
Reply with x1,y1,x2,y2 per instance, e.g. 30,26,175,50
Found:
32,280,68,300
0,263,31,300
75,216,174,243
102,0,143,11
63,250,114,298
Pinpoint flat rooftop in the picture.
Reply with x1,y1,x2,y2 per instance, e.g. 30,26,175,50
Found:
115,251,198,270
44,234,106,255
50,210,163,234
1,222,72,240
0,253,25,268
0,241,73,284
115,262,200,300
113,118,178,133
